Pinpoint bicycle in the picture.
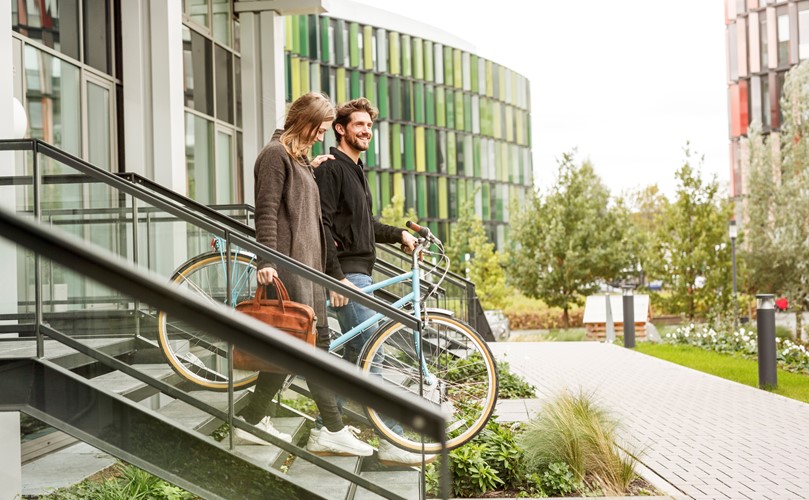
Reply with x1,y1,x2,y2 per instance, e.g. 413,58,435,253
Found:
157,222,498,452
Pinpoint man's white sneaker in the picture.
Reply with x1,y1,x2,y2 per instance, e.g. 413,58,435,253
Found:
232,416,292,445
306,426,374,456
377,440,436,466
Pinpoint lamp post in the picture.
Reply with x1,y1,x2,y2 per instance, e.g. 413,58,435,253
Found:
729,220,738,331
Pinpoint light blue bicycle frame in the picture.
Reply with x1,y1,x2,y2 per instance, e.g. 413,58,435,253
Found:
213,236,435,384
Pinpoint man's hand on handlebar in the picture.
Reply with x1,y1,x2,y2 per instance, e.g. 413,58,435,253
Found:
400,230,418,254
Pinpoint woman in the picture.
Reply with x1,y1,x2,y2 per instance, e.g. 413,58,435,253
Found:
235,92,373,457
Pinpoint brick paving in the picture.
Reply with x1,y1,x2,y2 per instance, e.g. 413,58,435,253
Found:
490,342,809,500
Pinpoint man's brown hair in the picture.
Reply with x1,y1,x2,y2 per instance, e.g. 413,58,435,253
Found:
333,98,379,144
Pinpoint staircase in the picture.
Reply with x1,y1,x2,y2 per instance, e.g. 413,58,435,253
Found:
0,139,447,499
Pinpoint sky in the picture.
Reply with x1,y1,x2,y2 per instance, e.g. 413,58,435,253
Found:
352,0,730,200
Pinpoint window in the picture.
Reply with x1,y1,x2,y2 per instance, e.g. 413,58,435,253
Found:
760,12,768,69
799,2,809,60
777,9,789,67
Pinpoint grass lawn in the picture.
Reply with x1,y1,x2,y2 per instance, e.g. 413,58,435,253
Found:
635,343,809,404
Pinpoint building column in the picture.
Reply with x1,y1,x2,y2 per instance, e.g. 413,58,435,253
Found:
239,10,286,206
0,3,23,496
120,0,151,177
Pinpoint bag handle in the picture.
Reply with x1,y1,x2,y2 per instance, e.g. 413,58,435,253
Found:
254,277,292,313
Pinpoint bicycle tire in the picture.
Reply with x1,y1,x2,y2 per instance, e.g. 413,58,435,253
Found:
358,313,498,453
157,251,260,391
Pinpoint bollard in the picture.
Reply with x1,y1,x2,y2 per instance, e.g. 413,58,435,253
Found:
756,294,778,389
622,286,635,348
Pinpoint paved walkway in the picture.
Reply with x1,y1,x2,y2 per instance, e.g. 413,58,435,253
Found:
490,342,809,500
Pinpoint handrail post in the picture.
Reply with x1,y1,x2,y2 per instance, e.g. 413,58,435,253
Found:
33,141,44,358
225,232,236,449
131,196,141,338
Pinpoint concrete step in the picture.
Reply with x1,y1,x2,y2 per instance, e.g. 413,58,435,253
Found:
354,470,421,500
286,455,361,500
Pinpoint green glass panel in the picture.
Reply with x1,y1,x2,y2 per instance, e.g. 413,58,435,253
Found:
424,40,434,81
336,67,346,103
473,137,481,178
335,19,346,65
320,17,330,63
428,176,438,218
312,142,323,156
350,70,360,99
404,124,415,171
438,176,448,219
402,80,412,121
284,53,292,102
366,170,378,214
349,22,359,67
505,105,514,142
363,25,373,70
482,182,490,220
464,135,474,177
446,89,455,130
443,45,453,86
285,17,294,51
391,123,402,170
381,171,391,207
366,124,377,167
470,55,479,93
415,126,425,172
457,179,466,209
414,82,425,123
425,85,435,125
453,49,462,89
454,91,463,131
449,179,457,219
290,57,301,100
485,60,493,97
413,38,423,79
290,16,300,54
364,72,376,105
426,128,436,173
401,34,411,77
417,175,428,216
308,15,318,60
378,75,389,119
447,131,456,175
389,32,400,74
300,59,310,94
435,87,445,127
299,16,309,57
391,77,402,120
393,172,404,200
492,101,501,139
499,65,507,101
403,173,416,211
464,94,472,132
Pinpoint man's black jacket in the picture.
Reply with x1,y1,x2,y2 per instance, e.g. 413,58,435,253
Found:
314,147,403,280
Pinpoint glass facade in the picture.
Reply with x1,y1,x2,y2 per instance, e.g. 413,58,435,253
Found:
182,0,244,205
724,0,805,200
283,14,533,246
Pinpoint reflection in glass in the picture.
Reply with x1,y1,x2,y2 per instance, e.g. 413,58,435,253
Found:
87,82,111,172
84,0,112,74
212,0,231,46
189,0,209,28
215,131,233,204
186,113,214,204
12,0,80,61
24,45,81,158
183,26,214,115
778,13,790,66
215,45,233,123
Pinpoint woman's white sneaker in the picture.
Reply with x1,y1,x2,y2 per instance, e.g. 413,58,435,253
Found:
306,426,374,456
377,440,436,466
232,416,292,445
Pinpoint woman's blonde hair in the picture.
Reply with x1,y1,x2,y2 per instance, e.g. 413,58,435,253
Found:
279,92,335,164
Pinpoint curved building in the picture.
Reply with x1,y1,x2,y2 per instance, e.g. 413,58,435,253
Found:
7,0,532,247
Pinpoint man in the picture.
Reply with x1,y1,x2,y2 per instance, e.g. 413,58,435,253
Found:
313,98,430,466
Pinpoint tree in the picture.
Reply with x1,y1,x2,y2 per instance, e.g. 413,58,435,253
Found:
508,152,631,327
646,149,733,322
449,196,509,310
378,194,419,229
744,60,809,339
620,184,670,289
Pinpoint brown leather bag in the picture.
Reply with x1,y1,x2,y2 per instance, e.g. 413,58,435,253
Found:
233,279,317,373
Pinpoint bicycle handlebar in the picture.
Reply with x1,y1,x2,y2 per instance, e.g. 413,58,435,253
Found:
406,220,442,246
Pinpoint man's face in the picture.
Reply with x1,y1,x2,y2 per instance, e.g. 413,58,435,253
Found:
339,111,373,152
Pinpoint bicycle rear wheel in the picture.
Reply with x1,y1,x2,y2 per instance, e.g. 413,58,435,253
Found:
358,313,498,453
157,251,260,391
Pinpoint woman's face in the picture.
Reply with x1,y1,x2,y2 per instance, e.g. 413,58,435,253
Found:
309,120,333,145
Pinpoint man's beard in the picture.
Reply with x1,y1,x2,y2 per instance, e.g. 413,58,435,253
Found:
346,133,371,152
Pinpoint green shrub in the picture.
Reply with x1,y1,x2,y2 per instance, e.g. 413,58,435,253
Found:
498,361,537,399
540,462,583,496
42,462,195,499
519,390,639,495
776,325,794,340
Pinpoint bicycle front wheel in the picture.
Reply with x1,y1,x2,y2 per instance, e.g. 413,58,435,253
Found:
358,313,498,453
157,251,260,391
